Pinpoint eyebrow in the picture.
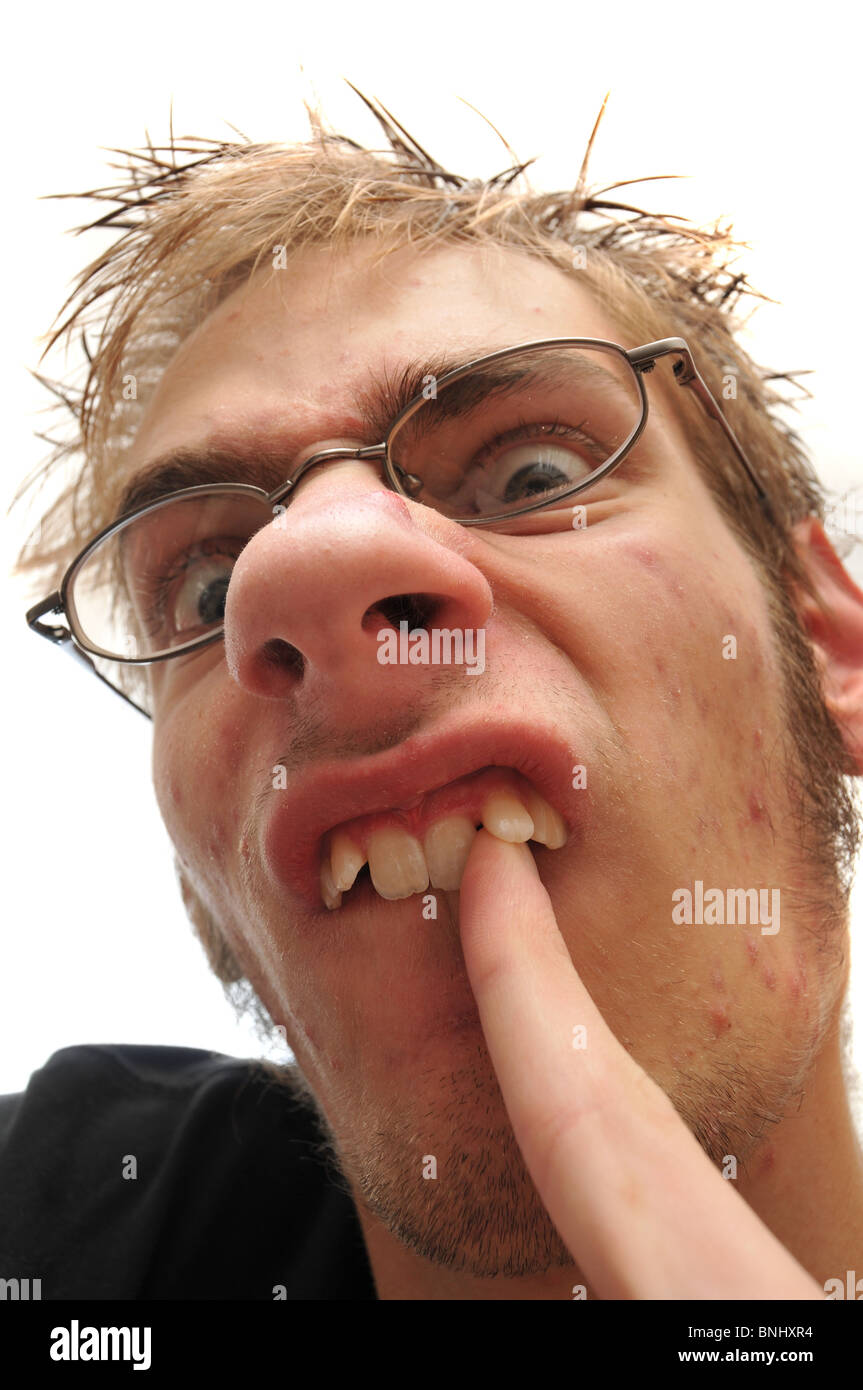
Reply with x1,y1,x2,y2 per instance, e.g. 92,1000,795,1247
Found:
114,345,631,520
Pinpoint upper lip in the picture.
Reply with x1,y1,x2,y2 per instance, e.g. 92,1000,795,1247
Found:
261,712,583,911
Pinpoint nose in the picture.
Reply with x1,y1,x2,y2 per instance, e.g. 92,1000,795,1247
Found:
223,457,494,720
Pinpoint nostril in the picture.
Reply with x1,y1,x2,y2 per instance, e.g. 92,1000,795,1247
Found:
363,593,442,632
259,638,305,680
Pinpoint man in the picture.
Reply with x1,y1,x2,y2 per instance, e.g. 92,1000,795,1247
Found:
4,93,863,1300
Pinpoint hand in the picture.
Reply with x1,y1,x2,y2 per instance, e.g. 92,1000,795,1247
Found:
457,830,823,1300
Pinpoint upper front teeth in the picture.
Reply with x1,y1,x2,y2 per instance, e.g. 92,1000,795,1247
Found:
422,814,476,891
481,788,535,842
367,827,429,901
329,829,366,893
319,771,566,909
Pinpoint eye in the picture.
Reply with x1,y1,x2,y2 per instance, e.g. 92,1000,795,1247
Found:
137,544,240,643
471,432,597,513
499,445,589,501
170,556,234,634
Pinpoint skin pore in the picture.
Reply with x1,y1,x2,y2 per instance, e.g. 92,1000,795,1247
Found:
123,238,863,1298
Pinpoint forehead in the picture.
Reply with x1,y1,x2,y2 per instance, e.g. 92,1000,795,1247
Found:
126,240,640,470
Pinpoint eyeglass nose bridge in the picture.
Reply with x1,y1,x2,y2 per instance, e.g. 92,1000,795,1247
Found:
272,441,392,508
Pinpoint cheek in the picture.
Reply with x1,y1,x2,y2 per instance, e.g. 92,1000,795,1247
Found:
604,535,781,762
511,523,795,892
153,703,248,883
584,539,815,1027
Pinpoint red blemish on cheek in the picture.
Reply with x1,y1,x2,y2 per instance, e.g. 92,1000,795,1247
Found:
787,950,810,1009
748,792,766,823
789,967,807,1002
709,1005,732,1037
630,543,658,569
744,935,759,965
753,728,763,749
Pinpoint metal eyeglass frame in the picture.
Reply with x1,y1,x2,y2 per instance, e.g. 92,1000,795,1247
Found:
26,335,772,719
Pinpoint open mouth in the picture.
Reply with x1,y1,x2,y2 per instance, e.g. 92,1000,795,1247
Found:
319,765,566,909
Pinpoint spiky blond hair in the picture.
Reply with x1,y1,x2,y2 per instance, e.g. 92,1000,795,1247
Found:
17,87,827,599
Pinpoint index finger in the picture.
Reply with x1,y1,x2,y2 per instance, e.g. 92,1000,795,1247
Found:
457,829,821,1300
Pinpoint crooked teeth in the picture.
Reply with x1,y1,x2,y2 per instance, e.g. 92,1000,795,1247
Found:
480,788,535,843
423,815,478,890
329,828,367,892
320,854,343,911
525,787,567,849
367,827,429,900
320,780,567,909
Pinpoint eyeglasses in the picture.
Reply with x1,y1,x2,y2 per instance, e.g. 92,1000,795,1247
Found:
26,336,771,717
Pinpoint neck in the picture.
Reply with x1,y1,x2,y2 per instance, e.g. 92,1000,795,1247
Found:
352,1014,863,1301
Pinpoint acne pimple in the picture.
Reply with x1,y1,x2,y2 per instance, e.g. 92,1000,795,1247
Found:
748,792,766,823
709,1004,732,1037
759,1146,775,1176
744,935,759,965
631,544,658,568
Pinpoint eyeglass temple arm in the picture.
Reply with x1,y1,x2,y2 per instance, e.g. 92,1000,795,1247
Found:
26,593,152,719
628,339,773,517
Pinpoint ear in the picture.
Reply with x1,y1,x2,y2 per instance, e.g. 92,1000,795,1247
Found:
791,517,863,774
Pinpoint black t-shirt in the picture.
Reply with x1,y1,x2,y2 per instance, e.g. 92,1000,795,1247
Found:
0,1043,377,1299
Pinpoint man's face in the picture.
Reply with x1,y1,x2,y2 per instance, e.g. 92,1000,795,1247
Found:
132,240,829,1274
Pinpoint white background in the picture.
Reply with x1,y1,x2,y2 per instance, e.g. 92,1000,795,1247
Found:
1,2,861,1097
